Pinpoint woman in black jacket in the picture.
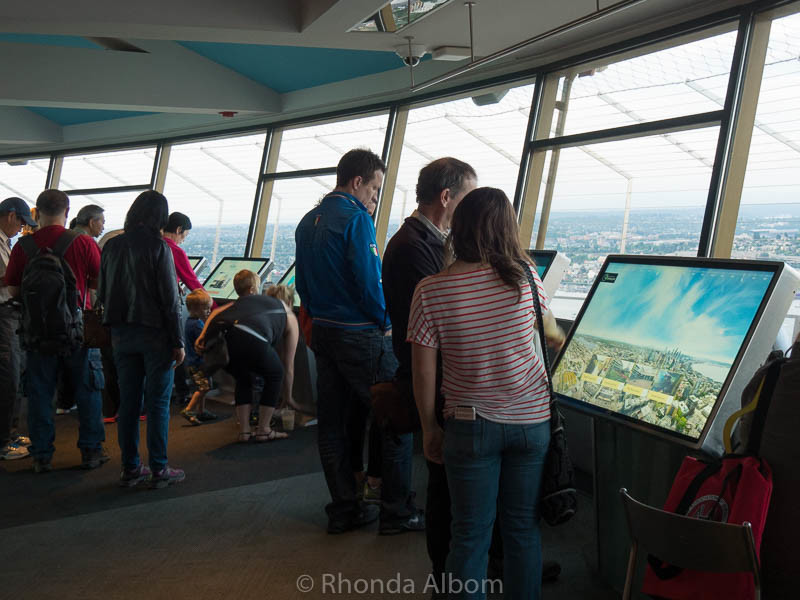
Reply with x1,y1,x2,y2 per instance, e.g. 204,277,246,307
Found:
98,191,186,489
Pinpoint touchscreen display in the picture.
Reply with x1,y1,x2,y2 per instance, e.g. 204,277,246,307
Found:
204,258,270,300
276,263,300,307
552,260,774,440
528,250,555,279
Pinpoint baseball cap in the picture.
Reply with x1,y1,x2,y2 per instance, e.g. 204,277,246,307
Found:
0,197,37,226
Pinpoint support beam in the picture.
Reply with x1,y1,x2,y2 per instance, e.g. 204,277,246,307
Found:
0,107,62,145
153,144,171,193
0,41,281,114
712,15,772,259
375,106,409,254
251,130,284,258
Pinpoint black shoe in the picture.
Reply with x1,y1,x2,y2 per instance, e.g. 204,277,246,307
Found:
81,447,111,470
33,458,53,473
327,504,379,534
379,508,426,535
542,559,561,583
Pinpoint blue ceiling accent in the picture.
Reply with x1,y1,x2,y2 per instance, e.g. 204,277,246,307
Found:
179,42,407,93
0,34,102,49
27,107,157,126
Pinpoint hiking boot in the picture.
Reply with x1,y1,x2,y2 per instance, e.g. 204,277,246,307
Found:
81,447,111,470
33,458,53,473
149,465,186,489
119,464,152,488
327,504,379,534
379,508,426,535
0,442,30,460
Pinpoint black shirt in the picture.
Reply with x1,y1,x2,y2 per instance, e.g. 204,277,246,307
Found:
382,216,444,381
209,295,286,346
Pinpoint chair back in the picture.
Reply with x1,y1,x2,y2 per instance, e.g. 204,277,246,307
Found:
619,487,760,599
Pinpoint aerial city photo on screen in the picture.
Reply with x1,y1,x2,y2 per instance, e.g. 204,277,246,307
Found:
553,261,774,439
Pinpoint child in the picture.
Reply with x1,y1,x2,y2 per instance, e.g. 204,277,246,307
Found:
181,289,216,426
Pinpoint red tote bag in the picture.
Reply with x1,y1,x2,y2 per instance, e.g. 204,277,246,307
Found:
641,455,772,600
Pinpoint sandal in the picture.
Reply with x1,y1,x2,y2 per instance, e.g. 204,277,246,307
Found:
237,432,252,443
253,429,288,443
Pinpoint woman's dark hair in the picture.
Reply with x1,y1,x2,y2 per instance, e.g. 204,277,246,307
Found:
124,190,169,233
447,187,532,299
165,212,192,233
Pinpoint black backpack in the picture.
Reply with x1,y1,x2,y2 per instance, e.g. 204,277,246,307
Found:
18,230,84,355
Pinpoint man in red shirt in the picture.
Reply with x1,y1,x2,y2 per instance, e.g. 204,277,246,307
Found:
5,189,106,473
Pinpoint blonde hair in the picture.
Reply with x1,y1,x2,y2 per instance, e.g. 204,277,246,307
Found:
264,284,295,307
186,289,212,316
233,269,260,297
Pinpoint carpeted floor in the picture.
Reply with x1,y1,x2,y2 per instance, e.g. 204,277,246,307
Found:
1,400,619,599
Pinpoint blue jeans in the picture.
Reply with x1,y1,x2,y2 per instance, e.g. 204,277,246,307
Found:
312,325,413,521
444,416,550,600
112,325,175,472
25,346,105,461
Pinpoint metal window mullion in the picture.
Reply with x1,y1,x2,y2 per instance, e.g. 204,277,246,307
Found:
512,76,544,215
250,129,283,258
697,12,754,257
47,155,63,189
375,106,409,254
711,14,772,258
153,143,171,193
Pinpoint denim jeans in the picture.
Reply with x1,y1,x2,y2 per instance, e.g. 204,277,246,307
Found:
0,306,22,447
444,416,550,600
312,324,413,521
112,324,175,472
25,346,105,461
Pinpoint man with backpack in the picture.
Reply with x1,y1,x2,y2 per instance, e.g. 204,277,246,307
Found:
5,189,106,473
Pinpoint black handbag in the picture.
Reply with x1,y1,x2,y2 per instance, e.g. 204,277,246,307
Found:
521,260,577,526
370,377,420,435
202,327,230,374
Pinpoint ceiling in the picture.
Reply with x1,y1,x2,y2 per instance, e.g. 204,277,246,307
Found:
0,0,748,154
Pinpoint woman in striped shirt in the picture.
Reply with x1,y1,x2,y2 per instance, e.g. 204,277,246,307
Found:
408,187,565,599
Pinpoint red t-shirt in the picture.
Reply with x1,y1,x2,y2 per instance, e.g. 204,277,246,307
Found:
163,236,216,308
5,225,101,309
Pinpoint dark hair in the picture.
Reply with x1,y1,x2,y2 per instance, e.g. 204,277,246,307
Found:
75,204,104,226
336,149,385,188
36,189,69,217
448,187,531,299
165,212,192,233
416,158,477,206
124,190,169,233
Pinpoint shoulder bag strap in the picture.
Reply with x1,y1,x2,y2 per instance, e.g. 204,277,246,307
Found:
51,230,81,257
518,260,553,406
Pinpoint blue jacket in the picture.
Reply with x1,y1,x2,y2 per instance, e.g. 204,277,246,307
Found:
295,192,390,330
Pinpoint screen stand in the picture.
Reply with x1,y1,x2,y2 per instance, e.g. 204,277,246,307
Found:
593,418,688,594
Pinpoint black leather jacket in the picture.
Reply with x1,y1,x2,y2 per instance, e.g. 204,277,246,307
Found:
97,226,183,348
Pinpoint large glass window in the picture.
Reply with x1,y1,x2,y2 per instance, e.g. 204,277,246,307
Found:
536,128,719,309
0,158,50,204
163,133,266,272
551,30,737,137
60,147,156,190
386,83,536,244
733,12,800,272
261,176,336,282
66,191,138,235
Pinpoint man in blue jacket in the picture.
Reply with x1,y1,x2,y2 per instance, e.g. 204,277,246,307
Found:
296,149,423,535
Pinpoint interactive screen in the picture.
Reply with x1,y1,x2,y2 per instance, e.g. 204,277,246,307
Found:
552,257,777,442
186,256,206,273
528,250,556,279
203,257,271,300
277,262,300,307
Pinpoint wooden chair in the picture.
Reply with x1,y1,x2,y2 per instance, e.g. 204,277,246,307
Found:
619,487,761,600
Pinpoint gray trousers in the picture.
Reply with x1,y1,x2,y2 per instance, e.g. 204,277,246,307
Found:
0,304,23,447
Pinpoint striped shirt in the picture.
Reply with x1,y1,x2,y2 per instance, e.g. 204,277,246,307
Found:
407,264,551,425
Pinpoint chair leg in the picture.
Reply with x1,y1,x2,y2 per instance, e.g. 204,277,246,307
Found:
622,542,637,600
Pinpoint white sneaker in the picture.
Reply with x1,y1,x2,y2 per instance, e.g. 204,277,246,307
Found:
55,404,77,415
0,442,30,460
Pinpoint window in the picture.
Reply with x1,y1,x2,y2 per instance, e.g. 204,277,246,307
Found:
536,129,719,305
733,12,800,272
261,176,336,282
0,158,49,204
551,30,737,137
386,83,536,244
60,147,156,190
66,191,139,234
163,133,266,272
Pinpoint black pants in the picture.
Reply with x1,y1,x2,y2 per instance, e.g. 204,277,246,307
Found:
0,306,22,447
225,328,283,407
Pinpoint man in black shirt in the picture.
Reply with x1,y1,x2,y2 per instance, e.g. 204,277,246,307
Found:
382,158,477,590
